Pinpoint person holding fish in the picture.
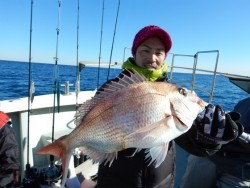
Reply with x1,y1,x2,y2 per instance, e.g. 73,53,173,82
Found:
94,25,243,188
37,25,242,188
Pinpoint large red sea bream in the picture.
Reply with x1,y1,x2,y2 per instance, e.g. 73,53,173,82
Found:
37,71,205,187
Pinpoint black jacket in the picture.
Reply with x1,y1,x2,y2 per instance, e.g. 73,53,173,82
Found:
0,122,20,187
96,69,219,188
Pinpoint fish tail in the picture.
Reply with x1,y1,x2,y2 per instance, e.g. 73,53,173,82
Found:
36,135,72,187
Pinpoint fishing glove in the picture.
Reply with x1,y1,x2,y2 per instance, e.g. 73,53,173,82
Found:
194,104,243,145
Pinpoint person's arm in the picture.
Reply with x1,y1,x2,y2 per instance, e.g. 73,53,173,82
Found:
175,104,243,157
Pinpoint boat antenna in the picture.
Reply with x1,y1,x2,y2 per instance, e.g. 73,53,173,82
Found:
106,0,120,81
75,0,80,108
97,0,105,88
26,0,34,176
51,0,61,163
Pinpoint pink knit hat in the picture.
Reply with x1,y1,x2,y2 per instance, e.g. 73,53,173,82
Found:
132,25,172,56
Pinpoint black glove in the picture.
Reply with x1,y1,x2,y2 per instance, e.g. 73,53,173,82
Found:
194,104,243,145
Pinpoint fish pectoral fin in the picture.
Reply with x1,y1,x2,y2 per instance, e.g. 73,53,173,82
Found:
145,143,169,168
125,117,169,140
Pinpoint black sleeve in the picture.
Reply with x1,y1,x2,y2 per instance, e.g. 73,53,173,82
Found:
174,123,222,157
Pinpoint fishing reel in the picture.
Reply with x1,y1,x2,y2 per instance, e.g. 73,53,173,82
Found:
73,148,88,168
22,150,87,187
23,161,63,188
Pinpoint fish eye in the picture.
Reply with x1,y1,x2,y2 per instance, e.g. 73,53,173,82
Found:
178,88,187,96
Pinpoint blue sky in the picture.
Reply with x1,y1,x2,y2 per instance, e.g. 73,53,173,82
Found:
0,0,250,76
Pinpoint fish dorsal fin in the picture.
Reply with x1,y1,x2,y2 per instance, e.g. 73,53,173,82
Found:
75,70,148,126
99,69,148,96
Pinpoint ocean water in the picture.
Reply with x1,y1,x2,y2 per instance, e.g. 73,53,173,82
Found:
0,60,120,100
0,60,248,111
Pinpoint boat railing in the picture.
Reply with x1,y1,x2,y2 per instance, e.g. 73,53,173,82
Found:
167,50,220,103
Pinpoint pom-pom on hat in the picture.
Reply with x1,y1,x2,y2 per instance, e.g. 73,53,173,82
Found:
132,25,172,57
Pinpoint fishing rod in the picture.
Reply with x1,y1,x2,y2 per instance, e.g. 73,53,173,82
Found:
75,0,80,108
51,0,61,164
23,2,64,185
106,0,120,81
26,0,34,178
97,0,105,88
